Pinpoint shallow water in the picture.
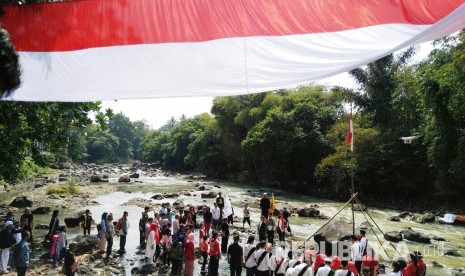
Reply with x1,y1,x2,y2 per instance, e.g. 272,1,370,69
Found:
57,174,465,275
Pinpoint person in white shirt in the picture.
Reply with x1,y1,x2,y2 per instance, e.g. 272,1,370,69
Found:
350,235,362,273
172,215,179,237
291,250,314,276
255,242,270,276
269,247,288,276
315,257,333,276
285,251,300,276
243,235,257,276
334,260,355,276
211,203,221,230
159,204,167,216
390,260,403,276
359,229,368,257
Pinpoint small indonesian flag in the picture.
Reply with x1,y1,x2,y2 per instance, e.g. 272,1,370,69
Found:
347,111,354,151
279,214,286,231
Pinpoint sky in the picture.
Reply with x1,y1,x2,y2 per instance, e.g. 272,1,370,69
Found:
104,42,434,130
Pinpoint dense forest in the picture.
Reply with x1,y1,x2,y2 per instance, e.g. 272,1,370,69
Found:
2,30,465,207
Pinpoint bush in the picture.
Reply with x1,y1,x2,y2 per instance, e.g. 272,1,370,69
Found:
47,178,80,195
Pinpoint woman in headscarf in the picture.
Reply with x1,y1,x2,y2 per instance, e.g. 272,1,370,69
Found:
99,212,108,251
313,253,327,274
145,222,160,264
184,233,195,276
331,255,341,271
270,246,288,276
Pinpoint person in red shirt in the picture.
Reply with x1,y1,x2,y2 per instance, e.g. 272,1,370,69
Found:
184,233,195,276
362,249,379,276
414,251,426,276
405,252,426,276
208,231,221,276
199,235,209,272
199,222,205,241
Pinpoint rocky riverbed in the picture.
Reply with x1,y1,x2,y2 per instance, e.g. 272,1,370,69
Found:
1,163,464,275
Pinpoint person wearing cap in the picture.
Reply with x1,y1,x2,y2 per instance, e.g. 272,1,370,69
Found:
334,260,354,276
227,234,243,276
315,257,334,276
0,220,15,273
260,193,271,218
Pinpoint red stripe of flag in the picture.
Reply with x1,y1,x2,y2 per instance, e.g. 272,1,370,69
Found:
347,111,354,151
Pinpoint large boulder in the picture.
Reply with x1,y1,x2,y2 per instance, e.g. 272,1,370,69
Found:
64,217,81,227
173,200,185,209
384,231,403,242
314,218,353,256
32,207,51,214
421,213,435,223
400,228,431,244
90,175,103,182
72,235,100,255
10,196,32,208
151,194,164,200
201,192,216,199
388,216,401,222
198,185,206,191
118,175,131,183
298,208,320,218
129,173,140,178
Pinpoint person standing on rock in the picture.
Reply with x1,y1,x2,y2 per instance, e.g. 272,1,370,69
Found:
46,210,60,246
117,211,129,254
243,203,251,230
80,209,92,235
14,230,30,276
105,213,115,259
260,193,271,218
227,234,243,276
216,192,225,220
258,216,267,242
20,209,33,242
140,207,150,249
203,206,213,237
208,231,221,276
212,203,220,230
0,221,15,273
282,207,291,233
98,212,108,252
243,235,257,276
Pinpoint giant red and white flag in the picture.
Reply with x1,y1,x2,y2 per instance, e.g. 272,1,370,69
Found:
347,111,354,151
1,0,465,101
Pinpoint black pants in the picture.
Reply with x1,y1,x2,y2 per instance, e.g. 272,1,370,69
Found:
242,217,251,227
106,237,113,257
355,260,362,273
219,207,224,221
208,257,219,276
267,230,274,245
119,234,126,251
259,233,266,243
261,209,269,218
245,266,256,276
171,259,183,276
16,266,27,276
228,215,234,225
221,235,229,253
139,230,146,247
83,226,90,235
230,265,242,276
256,270,269,276
201,252,208,271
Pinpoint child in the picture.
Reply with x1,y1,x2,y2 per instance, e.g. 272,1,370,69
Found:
50,231,60,267
199,235,209,272
58,226,67,263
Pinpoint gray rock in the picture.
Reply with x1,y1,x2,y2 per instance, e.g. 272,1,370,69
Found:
72,235,100,255
129,173,139,178
432,261,444,268
428,234,445,241
388,216,401,222
384,231,403,242
32,207,51,214
445,250,462,257
35,224,49,230
421,213,435,223
151,194,164,200
10,196,32,208
298,207,320,218
398,212,411,218
118,175,131,183
198,185,206,191
314,218,353,256
90,175,103,182
201,192,216,199
65,217,81,227
400,228,431,244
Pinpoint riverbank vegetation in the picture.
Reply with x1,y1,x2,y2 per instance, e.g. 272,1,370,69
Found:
1,32,465,209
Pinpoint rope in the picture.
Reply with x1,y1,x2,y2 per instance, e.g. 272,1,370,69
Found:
296,193,358,250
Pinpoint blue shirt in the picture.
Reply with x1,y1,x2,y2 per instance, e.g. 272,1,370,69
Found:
15,239,29,268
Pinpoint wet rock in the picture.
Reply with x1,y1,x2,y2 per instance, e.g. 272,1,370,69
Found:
65,217,81,227
195,183,201,187
164,193,179,198
428,234,445,241
129,173,139,178
432,261,443,268
400,228,431,244
140,264,155,274
10,196,33,208
198,185,206,191
201,192,216,199
445,249,462,257
398,212,411,218
131,267,140,274
384,231,403,242
388,216,401,222
35,224,49,230
352,204,367,211
214,185,221,188
118,175,131,183
73,235,100,255
151,194,164,200
34,183,46,188
173,200,185,209
421,213,435,223
32,207,51,214
298,207,320,218
90,175,103,182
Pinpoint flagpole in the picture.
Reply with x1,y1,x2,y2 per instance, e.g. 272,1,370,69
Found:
350,103,355,236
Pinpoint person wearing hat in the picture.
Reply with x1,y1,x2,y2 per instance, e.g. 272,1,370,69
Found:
260,193,271,218
315,257,334,276
0,220,15,273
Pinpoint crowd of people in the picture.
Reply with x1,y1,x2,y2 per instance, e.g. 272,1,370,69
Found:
0,192,428,276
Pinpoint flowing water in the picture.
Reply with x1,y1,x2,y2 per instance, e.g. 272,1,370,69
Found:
33,174,465,275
